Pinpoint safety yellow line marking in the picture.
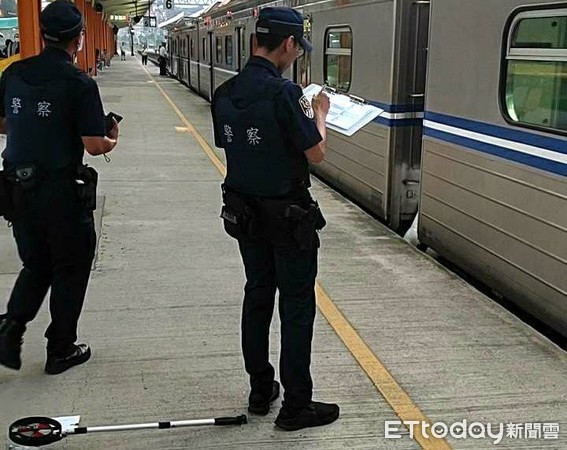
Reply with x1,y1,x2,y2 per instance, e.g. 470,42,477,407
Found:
142,64,451,450
141,64,226,177
316,284,451,449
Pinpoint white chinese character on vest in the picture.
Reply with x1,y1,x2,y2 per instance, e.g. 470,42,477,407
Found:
37,101,52,118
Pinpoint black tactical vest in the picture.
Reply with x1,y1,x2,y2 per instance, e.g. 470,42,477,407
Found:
2,63,83,170
214,77,309,198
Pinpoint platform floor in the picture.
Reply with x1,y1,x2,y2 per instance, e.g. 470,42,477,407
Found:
0,57,565,450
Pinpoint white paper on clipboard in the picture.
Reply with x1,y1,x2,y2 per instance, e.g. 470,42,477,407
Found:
302,84,383,136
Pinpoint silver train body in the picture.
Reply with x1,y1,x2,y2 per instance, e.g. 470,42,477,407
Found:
165,0,567,337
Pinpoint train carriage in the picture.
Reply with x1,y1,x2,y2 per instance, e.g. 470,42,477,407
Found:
184,0,428,230
421,0,567,336
296,0,429,231
167,0,567,337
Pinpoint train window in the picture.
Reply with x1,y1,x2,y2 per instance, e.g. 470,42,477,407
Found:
190,39,194,59
503,10,567,133
216,37,223,64
225,36,233,66
202,37,207,62
324,27,352,92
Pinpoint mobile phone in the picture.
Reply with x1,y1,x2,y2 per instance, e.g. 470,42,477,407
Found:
105,112,123,135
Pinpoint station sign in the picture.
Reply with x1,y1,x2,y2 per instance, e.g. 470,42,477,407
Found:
143,16,158,27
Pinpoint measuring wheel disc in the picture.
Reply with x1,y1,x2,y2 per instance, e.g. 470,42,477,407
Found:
8,417,63,447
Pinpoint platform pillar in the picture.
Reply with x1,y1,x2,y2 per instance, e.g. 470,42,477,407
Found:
18,0,42,59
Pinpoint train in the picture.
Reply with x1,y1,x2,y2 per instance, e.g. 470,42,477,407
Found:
161,0,567,338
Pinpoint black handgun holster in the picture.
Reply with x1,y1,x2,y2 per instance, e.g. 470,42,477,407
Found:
76,165,98,211
285,202,326,250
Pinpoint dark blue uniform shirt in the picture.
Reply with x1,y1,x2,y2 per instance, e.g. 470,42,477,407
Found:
214,56,321,153
212,56,322,197
0,46,106,170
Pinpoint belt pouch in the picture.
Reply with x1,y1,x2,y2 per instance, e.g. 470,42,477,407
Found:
221,189,257,240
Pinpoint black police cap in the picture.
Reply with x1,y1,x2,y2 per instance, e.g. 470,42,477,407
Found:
40,0,84,43
256,7,312,52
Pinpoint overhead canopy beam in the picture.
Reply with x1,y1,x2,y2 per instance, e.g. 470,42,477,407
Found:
95,0,155,27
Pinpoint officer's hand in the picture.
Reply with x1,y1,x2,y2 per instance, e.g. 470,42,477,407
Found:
312,92,330,117
108,118,119,140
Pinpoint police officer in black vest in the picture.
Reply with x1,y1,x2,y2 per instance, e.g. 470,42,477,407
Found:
211,7,339,431
0,0,118,374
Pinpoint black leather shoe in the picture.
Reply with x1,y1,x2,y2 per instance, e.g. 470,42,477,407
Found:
275,402,340,431
45,343,91,375
248,381,280,415
0,316,26,370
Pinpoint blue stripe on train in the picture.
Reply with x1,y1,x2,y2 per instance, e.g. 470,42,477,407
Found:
424,127,567,178
425,111,567,155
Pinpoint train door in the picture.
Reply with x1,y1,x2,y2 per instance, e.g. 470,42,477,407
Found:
168,37,174,71
197,29,202,94
189,33,195,89
187,35,191,86
175,37,180,77
177,37,182,79
199,31,207,97
389,0,430,231
208,31,214,101
236,27,245,72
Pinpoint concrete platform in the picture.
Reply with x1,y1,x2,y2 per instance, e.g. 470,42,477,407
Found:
0,57,565,449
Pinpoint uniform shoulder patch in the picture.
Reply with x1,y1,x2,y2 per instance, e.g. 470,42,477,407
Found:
298,95,314,119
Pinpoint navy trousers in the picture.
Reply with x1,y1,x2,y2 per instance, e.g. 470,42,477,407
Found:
5,179,95,354
238,233,318,410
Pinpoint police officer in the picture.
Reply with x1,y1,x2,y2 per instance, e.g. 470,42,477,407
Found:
158,42,168,76
211,7,339,431
0,0,118,374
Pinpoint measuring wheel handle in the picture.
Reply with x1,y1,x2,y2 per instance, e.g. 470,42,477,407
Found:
214,415,248,426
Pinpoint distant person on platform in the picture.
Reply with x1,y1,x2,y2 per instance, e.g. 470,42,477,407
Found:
141,46,148,66
158,42,167,76
96,48,103,71
103,48,111,67
3,39,15,58
120,42,126,61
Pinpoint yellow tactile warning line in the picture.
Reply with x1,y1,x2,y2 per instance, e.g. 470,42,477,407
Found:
141,63,451,450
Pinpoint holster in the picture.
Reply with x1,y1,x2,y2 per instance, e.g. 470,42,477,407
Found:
285,201,326,251
220,185,326,248
75,165,98,211
220,186,259,240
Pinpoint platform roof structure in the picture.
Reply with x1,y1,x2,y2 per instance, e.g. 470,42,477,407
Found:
98,0,156,28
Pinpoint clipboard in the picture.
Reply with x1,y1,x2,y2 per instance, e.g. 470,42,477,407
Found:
302,84,383,136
